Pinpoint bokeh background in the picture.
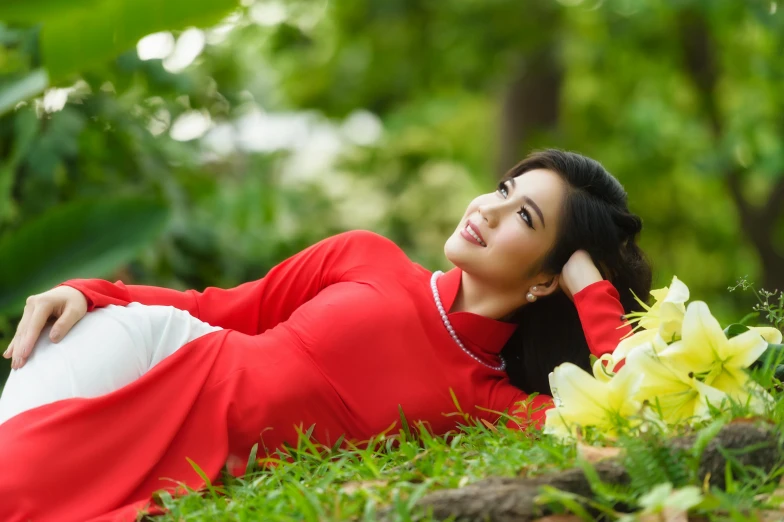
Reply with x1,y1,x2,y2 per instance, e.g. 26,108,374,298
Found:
1,0,782,381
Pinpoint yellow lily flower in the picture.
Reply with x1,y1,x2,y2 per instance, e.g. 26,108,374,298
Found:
622,342,729,424
658,301,769,380
544,362,642,437
625,276,689,342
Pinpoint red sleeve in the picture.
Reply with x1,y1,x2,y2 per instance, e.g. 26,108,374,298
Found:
60,231,383,335
572,280,631,357
504,393,554,430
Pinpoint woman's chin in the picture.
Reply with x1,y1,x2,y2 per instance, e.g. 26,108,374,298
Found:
443,235,465,264
444,239,477,271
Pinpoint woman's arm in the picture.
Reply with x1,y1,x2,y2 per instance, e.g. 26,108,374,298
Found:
573,280,631,357
558,250,631,358
61,231,377,334
6,230,390,368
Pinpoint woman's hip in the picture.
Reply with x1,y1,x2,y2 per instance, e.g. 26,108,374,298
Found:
0,303,220,424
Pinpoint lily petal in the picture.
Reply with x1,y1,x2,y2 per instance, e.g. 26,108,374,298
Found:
658,302,685,342
592,354,615,383
647,388,701,423
543,408,574,439
624,343,692,397
711,367,774,413
657,339,715,376
749,327,783,345
677,301,727,371
663,276,690,305
549,363,611,418
622,343,709,423
613,329,657,361
607,368,643,413
708,367,749,400
649,287,670,303
723,329,769,368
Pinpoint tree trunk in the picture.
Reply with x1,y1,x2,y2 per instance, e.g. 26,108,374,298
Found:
496,6,563,177
679,10,784,292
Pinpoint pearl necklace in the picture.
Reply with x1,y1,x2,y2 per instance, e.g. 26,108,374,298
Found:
430,270,506,372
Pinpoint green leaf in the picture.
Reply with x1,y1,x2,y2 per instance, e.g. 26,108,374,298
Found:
398,404,412,442
723,323,749,339
244,443,259,477
691,418,725,462
751,343,784,382
536,485,595,520
0,69,48,116
40,0,240,82
0,197,169,315
752,343,784,368
186,456,219,501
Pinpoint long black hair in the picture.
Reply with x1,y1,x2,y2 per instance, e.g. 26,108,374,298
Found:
501,149,653,395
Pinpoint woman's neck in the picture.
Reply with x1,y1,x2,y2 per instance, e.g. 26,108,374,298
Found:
450,271,528,321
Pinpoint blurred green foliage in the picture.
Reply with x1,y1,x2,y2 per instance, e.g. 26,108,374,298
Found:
1,0,783,380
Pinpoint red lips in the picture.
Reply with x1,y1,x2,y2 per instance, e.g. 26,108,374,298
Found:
466,221,485,244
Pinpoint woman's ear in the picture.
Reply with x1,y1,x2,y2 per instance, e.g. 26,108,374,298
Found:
530,276,560,298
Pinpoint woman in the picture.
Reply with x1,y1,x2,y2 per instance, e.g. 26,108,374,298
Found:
0,149,651,521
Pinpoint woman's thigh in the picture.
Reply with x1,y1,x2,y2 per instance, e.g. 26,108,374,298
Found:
0,304,220,424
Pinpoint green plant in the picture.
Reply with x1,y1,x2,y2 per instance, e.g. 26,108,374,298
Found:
729,277,784,332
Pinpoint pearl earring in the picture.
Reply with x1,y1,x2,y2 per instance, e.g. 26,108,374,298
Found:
526,292,537,303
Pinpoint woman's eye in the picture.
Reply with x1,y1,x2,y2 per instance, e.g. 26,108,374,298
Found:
497,180,534,229
519,207,534,229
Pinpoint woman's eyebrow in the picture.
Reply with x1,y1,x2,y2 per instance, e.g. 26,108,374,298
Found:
508,177,546,228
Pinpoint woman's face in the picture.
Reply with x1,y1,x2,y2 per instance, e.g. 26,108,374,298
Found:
444,168,566,290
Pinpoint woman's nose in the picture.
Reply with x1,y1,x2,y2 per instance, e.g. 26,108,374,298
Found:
478,203,500,228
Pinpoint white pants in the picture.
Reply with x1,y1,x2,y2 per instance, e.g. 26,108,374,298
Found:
0,303,221,425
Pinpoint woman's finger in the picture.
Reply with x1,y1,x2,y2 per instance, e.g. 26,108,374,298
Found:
3,338,14,359
7,305,34,363
17,302,55,363
50,306,84,342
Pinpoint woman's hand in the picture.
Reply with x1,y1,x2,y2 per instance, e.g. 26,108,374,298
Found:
558,250,603,301
3,286,88,369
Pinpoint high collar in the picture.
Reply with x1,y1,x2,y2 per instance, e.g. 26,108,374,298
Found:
435,268,518,357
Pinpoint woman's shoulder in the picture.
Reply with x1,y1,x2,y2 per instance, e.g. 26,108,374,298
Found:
315,229,410,269
336,229,396,245
329,229,403,255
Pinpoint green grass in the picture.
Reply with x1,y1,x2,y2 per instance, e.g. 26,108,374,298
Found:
151,386,784,522
151,413,576,521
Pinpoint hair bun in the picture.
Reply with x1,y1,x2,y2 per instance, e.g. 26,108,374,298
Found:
613,212,642,241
